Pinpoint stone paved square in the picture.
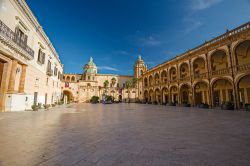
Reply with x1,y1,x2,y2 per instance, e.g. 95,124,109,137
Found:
0,103,250,166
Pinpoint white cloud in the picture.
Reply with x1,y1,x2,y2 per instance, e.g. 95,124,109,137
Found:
113,50,129,55
184,19,203,32
191,0,223,10
139,36,162,47
98,66,119,71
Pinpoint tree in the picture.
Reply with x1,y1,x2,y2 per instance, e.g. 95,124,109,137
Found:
131,77,137,88
103,80,109,89
125,80,131,102
111,77,116,87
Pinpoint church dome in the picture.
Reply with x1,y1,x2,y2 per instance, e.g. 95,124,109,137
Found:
84,57,97,74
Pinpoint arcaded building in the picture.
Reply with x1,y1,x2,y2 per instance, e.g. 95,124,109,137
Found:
62,57,139,103
137,22,250,109
0,0,63,111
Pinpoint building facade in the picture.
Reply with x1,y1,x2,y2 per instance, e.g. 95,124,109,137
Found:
62,57,140,103
0,0,63,111
137,22,250,109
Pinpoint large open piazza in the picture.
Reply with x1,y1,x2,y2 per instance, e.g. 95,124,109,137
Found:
0,103,250,166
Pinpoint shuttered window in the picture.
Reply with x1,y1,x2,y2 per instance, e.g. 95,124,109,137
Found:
37,49,45,64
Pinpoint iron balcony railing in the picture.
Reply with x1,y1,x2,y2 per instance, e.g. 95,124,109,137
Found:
211,68,230,76
0,19,34,59
236,63,250,72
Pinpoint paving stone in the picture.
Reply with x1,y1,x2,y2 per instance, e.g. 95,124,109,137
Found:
0,103,250,166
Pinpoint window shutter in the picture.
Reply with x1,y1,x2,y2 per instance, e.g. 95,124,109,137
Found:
42,52,45,64
15,26,20,42
24,35,28,45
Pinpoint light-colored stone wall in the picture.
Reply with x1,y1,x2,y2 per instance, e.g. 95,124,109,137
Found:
0,0,63,111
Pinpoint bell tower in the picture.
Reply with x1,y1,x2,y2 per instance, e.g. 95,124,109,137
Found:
134,55,147,78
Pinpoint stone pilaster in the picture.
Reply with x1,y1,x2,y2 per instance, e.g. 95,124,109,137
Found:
8,60,18,93
18,64,27,93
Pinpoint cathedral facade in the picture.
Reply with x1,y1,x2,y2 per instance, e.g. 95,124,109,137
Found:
62,57,146,103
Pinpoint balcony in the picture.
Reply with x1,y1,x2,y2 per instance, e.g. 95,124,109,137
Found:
211,68,230,76
180,76,190,83
236,63,250,72
0,20,34,60
47,69,53,76
193,73,207,80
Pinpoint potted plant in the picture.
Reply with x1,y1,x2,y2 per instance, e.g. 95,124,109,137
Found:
245,103,250,111
167,102,176,106
221,101,234,110
43,104,51,110
31,104,39,111
90,96,99,104
181,101,191,107
198,103,209,109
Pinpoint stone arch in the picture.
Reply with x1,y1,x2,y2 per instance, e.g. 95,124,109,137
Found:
236,74,250,109
210,50,229,72
179,62,190,79
211,78,234,107
155,88,161,104
234,40,250,68
169,66,177,81
144,90,149,103
71,76,75,82
66,76,70,82
144,77,148,87
179,84,191,104
170,85,178,104
193,81,209,106
162,87,169,104
192,57,206,78
149,75,153,86
161,70,167,84
154,73,160,85
149,89,154,103
63,90,74,103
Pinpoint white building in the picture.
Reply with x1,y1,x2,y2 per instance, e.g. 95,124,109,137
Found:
0,0,63,111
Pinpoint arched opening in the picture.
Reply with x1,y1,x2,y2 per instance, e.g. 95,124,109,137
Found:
180,84,191,104
66,76,70,82
193,58,206,78
149,75,153,86
149,89,154,103
162,87,169,104
63,90,74,104
170,86,178,104
154,73,160,85
238,75,250,109
119,95,122,102
194,82,209,106
235,40,250,71
212,79,233,107
63,75,65,80
144,90,149,103
161,70,167,84
211,50,229,75
155,88,161,104
144,77,148,87
71,76,75,82
169,67,177,82
180,63,189,79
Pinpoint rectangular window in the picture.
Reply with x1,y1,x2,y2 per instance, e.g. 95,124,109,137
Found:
47,60,51,72
37,49,45,64
54,67,58,76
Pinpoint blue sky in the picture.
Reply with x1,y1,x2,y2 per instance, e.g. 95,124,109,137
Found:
26,0,250,75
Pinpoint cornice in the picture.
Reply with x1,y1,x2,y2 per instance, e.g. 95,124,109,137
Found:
13,0,63,67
